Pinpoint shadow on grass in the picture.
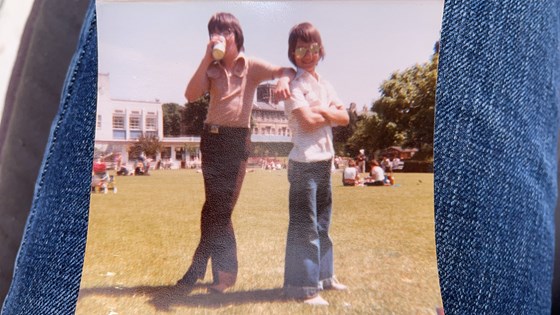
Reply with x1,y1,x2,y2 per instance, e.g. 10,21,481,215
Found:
78,284,288,312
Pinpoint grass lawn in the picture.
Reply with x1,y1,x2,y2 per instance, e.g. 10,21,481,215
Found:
76,169,441,314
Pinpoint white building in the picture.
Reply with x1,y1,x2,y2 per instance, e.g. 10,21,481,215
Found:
96,73,162,142
95,74,291,169
96,73,192,169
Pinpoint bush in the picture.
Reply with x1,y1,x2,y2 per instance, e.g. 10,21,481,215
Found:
402,160,433,173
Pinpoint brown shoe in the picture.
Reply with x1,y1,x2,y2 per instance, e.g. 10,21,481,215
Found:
208,271,236,293
176,267,204,288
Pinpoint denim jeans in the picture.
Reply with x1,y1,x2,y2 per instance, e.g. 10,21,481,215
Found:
434,1,559,314
284,159,334,299
2,0,560,314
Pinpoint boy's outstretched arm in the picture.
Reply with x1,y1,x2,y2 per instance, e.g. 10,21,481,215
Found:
273,67,296,102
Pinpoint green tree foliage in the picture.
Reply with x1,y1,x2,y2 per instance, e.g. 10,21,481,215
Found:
347,113,404,154
129,134,164,159
333,103,361,156
182,93,210,136
161,94,210,137
348,43,438,160
162,103,182,136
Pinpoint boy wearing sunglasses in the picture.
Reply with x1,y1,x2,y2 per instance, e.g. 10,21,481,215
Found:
283,22,349,305
176,12,293,294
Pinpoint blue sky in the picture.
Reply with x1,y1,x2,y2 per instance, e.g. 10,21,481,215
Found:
97,0,443,109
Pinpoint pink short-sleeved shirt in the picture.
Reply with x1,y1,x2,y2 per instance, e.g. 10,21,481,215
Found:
205,53,279,128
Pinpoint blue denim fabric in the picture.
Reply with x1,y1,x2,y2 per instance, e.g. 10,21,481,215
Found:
2,0,560,314
284,160,334,299
1,1,97,314
434,1,559,314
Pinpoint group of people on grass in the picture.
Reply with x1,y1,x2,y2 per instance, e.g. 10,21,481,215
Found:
174,12,348,306
343,158,396,187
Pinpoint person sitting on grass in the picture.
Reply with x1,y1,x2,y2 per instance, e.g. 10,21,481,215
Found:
342,159,360,186
367,160,388,186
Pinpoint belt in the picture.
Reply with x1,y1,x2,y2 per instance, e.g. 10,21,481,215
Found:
203,124,249,135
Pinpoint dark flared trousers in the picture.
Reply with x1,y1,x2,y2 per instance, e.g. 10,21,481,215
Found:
186,125,251,282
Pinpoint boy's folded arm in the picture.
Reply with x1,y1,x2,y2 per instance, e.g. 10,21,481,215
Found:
318,103,350,127
292,106,328,132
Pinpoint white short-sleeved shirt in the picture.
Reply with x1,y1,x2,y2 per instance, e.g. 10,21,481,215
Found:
284,68,343,163
371,166,385,181
343,166,358,180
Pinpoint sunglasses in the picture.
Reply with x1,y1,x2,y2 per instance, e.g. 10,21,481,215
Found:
294,43,320,58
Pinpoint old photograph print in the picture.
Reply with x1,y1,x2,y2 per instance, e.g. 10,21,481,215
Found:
77,1,444,314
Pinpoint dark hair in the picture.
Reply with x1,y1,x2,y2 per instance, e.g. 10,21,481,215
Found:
288,22,325,66
208,12,244,52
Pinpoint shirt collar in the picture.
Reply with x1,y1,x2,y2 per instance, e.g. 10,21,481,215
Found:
294,67,320,82
213,52,247,78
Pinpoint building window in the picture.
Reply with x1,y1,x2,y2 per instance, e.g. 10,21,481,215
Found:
162,147,172,159
145,131,157,138
129,115,141,130
113,114,125,129
175,147,185,160
257,84,272,103
145,116,157,131
113,130,126,140
130,130,142,139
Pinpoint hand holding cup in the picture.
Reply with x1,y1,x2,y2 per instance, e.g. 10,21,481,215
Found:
212,35,226,60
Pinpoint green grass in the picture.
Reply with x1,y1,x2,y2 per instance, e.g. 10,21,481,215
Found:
76,169,441,314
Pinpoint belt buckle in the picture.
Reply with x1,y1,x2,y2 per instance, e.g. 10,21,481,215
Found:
210,125,219,134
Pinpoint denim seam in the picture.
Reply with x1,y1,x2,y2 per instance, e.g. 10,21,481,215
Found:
20,5,96,265
1,1,97,313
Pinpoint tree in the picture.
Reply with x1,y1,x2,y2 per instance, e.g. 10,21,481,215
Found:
129,134,164,159
374,51,438,150
333,102,361,156
162,103,183,136
182,93,210,136
348,42,438,160
347,113,403,155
